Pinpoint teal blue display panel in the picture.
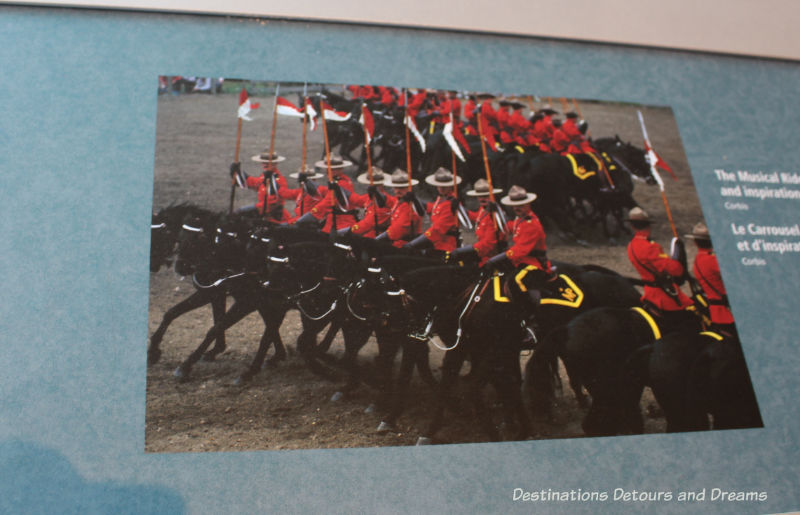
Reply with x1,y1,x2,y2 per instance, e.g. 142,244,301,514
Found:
1,6,798,513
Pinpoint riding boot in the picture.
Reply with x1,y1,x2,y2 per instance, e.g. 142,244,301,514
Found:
521,290,541,348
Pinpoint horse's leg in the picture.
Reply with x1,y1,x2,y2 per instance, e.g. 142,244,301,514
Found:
372,331,401,413
493,351,531,440
331,322,373,401
297,316,338,381
173,299,254,381
202,293,228,361
417,348,462,445
234,306,288,385
466,357,501,441
148,289,216,365
377,336,416,433
412,341,438,387
316,319,341,353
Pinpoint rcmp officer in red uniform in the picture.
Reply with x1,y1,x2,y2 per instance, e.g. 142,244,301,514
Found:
687,222,737,338
284,166,325,220
484,185,552,343
626,207,697,334
404,168,461,252
230,151,291,222
447,179,504,266
342,168,396,238
298,154,359,232
376,170,423,247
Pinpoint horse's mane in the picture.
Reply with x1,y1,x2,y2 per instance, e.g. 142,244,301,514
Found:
399,264,480,306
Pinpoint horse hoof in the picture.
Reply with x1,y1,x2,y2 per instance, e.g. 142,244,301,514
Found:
173,366,190,382
415,436,433,446
376,421,396,434
262,355,285,369
364,403,376,414
233,374,251,386
330,391,344,402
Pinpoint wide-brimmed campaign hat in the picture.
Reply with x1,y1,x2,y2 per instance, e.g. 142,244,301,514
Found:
289,165,323,181
685,222,711,240
314,153,353,170
385,169,419,188
251,151,286,163
627,207,653,223
424,167,463,187
500,185,537,206
356,167,387,185
466,178,502,197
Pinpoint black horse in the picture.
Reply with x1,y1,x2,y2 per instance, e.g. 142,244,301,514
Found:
152,215,294,384
628,330,762,432
148,209,238,366
525,305,704,437
506,138,653,241
149,203,215,273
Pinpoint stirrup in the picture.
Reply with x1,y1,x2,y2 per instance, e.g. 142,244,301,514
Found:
409,315,434,342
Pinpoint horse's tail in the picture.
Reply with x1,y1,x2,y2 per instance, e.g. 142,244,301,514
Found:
523,325,568,418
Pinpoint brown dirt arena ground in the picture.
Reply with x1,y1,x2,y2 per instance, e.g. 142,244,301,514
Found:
146,86,705,452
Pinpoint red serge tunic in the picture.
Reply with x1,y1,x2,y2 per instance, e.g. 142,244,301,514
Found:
424,195,459,252
386,201,422,247
627,230,693,311
349,192,397,238
468,207,501,265
245,170,289,215
281,184,327,219
310,174,358,232
504,214,551,272
694,248,734,324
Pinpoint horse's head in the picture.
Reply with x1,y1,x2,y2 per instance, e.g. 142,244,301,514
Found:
150,215,175,272
174,213,218,277
594,136,655,185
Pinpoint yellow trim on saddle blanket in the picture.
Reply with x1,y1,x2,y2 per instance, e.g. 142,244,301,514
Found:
493,275,511,303
540,274,585,308
515,265,538,292
632,307,661,340
565,154,596,180
700,331,724,341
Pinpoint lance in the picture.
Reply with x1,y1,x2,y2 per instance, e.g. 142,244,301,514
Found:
476,109,506,236
449,111,472,231
361,101,379,231
526,95,537,114
560,97,570,115
404,88,413,187
229,114,243,214
571,97,592,138
320,95,337,233
638,110,678,238
300,85,310,215
260,84,281,217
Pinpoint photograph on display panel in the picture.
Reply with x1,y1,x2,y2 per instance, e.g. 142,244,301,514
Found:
146,77,762,452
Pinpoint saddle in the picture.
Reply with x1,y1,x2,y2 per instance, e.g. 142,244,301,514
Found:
494,272,586,309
